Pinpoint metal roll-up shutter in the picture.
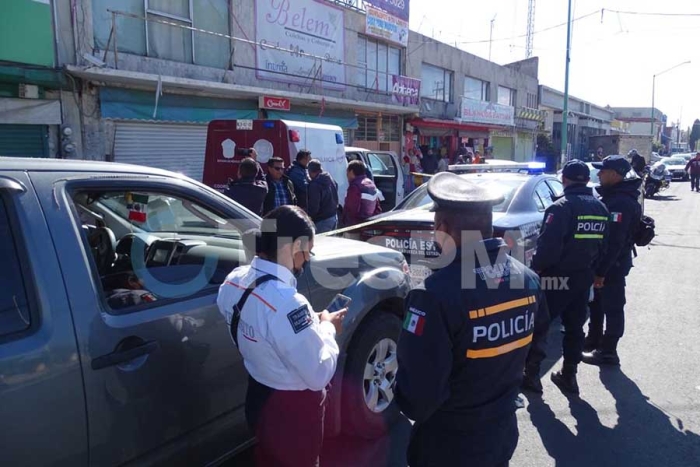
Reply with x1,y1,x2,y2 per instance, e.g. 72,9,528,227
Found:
113,122,207,181
0,124,49,157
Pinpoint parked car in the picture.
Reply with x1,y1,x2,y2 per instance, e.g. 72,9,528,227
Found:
661,156,690,181
344,147,405,211
0,158,411,467
350,171,564,286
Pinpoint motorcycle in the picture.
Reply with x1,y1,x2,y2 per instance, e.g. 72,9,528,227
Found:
643,162,671,198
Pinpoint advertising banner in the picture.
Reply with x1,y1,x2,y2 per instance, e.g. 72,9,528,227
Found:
255,0,346,90
365,5,408,47
365,0,410,22
391,75,420,106
460,98,515,127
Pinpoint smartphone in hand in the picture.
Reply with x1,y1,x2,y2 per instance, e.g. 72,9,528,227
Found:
327,294,352,313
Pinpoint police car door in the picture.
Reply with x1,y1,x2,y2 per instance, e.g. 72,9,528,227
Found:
33,173,255,466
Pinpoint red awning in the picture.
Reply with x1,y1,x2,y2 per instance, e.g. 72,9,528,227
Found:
407,118,508,132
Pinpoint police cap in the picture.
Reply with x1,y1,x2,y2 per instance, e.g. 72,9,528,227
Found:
427,172,505,213
562,159,590,183
592,155,631,177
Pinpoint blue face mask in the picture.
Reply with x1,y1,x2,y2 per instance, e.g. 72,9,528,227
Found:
293,260,307,279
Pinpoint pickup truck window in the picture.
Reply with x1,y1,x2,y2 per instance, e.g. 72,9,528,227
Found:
73,189,247,314
0,197,31,337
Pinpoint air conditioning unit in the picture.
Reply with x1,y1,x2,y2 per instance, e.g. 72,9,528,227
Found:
18,84,39,99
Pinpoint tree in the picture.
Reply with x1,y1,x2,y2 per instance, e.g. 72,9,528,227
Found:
690,119,700,151
536,133,555,156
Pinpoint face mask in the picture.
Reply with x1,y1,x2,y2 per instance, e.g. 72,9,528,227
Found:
291,249,308,279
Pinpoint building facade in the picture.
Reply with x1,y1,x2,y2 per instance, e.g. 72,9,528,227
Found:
539,86,614,161
405,32,543,162
610,107,666,141
0,0,72,158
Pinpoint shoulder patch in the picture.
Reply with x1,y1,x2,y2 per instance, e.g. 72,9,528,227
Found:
545,213,555,224
287,305,313,334
403,307,426,335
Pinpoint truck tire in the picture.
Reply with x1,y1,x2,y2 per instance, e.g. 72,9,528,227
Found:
341,312,402,439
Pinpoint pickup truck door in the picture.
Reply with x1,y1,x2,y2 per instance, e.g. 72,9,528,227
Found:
0,172,87,466
365,152,402,211
29,172,254,466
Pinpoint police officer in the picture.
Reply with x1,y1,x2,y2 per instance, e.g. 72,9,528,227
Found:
396,172,549,467
217,206,347,467
522,160,609,395
583,156,642,366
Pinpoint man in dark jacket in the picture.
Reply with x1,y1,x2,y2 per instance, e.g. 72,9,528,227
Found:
248,148,267,183
341,160,381,227
523,160,609,395
396,172,548,467
286,150,311,212
263,157,296,215
421,149,438,174
685,152,700,192
307,159,339,234
583,155,642,366
224,157,268,216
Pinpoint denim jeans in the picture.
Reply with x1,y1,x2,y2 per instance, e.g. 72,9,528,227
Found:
314,215,337,234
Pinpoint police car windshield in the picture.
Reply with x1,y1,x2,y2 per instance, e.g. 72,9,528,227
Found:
396,178,523,213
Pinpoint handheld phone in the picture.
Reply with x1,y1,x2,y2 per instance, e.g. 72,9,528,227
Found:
327,294,352,313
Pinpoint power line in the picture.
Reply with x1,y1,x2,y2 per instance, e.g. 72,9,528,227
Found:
455,9,600,45
606,9,700,17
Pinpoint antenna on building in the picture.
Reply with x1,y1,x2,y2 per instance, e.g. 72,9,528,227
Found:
526,0,536,58
489,14,497,61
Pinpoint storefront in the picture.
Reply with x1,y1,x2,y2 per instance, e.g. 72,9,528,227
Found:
0,96,62,157
351,112,402,153
407,118,495,162
99,88,258,181
515,131,535,162
490,130,515,160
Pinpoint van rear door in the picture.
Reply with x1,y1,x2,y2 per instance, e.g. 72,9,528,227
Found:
203,120,288,192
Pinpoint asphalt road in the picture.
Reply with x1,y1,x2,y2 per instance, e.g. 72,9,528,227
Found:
229,181,700,467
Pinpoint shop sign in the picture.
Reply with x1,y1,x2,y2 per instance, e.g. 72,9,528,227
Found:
365,6,408,47
255,0,346,90
259,96,291,111
391,75,421,106
364,0,410,22
460,97,515,127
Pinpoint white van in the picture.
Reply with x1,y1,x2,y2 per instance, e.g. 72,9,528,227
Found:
204,120,349,206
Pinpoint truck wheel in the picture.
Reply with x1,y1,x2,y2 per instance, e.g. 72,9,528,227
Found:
342,312,402,439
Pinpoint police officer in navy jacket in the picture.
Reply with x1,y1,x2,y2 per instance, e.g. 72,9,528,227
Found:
396,172,549,467
523,160,609,395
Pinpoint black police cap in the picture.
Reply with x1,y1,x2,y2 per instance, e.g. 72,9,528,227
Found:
427,172,505,212
591,155,632,177
562,159,590,182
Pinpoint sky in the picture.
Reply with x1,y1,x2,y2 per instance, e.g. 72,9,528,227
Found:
408,0,700,129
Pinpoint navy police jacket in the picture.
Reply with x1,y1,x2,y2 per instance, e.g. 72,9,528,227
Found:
595,178,643,279
396,238,549,426
531,184,609,277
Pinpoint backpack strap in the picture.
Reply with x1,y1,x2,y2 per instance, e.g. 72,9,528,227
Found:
230,274,278,347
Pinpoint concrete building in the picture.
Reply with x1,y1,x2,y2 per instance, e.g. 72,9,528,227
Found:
539,86,614,161
405,32,544,162
0,0,73,158
610,107,666,141
57,0,420,180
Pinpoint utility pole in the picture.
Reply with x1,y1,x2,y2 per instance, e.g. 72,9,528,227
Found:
489,15,496,61
561,0,573,166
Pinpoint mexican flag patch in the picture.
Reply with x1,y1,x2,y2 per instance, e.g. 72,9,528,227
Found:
403,307,426,335
611,212,622,223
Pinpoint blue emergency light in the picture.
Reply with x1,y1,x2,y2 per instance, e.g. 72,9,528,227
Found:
262,121,275,129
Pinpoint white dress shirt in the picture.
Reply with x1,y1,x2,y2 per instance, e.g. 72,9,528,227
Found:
217,257,339,391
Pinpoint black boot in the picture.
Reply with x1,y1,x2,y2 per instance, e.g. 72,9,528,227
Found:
582,336,620,366
521,364,543,394
582,333,601,353
551,364,579,395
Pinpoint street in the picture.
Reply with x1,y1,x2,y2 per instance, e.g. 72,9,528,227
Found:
229,180,700,467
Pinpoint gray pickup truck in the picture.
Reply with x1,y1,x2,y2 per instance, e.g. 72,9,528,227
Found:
0,158,411,467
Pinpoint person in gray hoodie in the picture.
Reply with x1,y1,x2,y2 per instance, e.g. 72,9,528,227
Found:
307,159,339,233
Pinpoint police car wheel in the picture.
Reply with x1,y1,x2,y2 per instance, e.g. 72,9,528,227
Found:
341,312,401,439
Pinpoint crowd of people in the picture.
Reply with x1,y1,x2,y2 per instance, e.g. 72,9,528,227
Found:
223,148,382,232
218,143,647,467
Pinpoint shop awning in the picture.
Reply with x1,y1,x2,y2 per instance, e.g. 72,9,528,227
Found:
0,98,61,125
266,110,358,129
99,87,258,123
408,118,506,137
